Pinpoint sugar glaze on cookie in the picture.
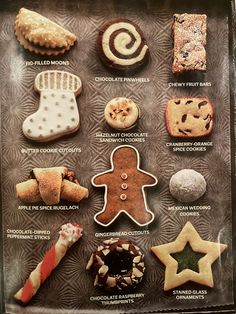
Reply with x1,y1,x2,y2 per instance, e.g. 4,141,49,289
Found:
97,18,149,70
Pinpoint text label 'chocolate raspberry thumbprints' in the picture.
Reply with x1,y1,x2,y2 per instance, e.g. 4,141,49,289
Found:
97,18,149,71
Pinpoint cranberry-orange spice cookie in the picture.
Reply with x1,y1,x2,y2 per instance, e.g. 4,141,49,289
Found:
14,223,83,304
97,18,149,71
166,98,213,137
91,145,158,227
151,222,227,291
172,14,207,73
86,238,145,290
15,8,76,55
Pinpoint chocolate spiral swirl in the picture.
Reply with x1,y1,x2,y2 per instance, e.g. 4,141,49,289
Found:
97,19,149,70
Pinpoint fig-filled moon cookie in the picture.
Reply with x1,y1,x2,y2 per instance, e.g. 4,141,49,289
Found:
91,145,158,227
97,18,149,71
104,97,140,130
15,8,76,55
22,71,82,142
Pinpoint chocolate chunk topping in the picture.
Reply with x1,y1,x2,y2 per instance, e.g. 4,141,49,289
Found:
181,114,187,123
205,122,211,130
186,100,193,104
194,115,200,119
198,101,208,108
175,100,181,105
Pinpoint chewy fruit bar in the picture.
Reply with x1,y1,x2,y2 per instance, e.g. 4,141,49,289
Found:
165,98,213,138
172,13,207,73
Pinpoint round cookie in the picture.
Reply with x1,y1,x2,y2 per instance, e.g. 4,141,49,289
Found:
104,97,140,130
86,238,145,290
169,169,206,203
97,18,149,71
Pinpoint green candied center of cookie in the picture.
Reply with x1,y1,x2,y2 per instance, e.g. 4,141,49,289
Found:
104,251,133,277
170,243,205,274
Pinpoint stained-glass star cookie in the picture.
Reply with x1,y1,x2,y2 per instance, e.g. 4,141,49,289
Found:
151,221,227,291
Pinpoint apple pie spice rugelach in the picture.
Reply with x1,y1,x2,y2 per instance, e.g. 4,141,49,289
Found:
14,223,83,304
23,71,82,142
151,222,227,291
16,167,88,205
166,98,213,138
15,8,77,55
172,14,207,73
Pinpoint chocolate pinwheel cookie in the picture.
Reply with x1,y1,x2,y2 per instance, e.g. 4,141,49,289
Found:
86,238,145,290
97,18,149,71
15,8,76,55
166,98,213,137
16,167,88,205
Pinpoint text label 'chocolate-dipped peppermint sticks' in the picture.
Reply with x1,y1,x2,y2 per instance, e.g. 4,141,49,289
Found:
91,145,158,227
14,223,83,304
97,18,149,71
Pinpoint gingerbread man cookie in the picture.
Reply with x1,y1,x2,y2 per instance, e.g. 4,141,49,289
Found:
92,145,158,227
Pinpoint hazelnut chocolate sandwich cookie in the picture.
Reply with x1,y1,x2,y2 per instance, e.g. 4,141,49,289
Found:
172,14,207,73
97,18,149,71
86,238,145,290
104,97,140,130
15,8,76,55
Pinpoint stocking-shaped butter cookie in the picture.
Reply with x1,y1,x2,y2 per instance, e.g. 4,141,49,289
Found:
92,145,158,227
23,70,82,142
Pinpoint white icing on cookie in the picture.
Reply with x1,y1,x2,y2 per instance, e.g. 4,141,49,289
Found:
23,90,80,142
102,22,148,66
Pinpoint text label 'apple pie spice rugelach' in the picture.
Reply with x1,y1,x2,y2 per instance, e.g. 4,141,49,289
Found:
0,0,235,313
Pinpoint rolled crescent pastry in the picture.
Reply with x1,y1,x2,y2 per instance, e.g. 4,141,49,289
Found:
14,223,83,304
16,167,88,205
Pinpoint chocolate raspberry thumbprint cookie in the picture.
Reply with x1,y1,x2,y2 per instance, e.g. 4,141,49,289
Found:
97,18,149,71
86,238,145,290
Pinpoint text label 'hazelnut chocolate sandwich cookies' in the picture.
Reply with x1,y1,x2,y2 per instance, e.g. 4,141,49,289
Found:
16,167,88,205
23,71,82,142
104,97,140,130
86,238,145,290
151,222,227,291
166,98,213,138
15,8,77,55
172,14,207,73
92,145,158,227
97,18,149,71
14,223,83,304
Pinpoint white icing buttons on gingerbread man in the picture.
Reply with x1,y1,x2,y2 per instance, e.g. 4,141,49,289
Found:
22,70,82,142
92,145,158,227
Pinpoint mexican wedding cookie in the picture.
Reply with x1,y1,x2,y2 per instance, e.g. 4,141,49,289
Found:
104,97,140,130
86,238,145,290
22,71,82,142
169,169,206,203
166,98,213,137
16,167,88,205
15,8,76,55
97,18,149,71
92,145,158,227
15,223,83,303
172,14,207,73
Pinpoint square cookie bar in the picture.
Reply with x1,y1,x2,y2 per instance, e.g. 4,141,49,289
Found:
166,98,213,138
172,13,207,73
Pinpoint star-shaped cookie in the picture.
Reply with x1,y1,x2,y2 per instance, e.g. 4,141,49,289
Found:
151,221,227,291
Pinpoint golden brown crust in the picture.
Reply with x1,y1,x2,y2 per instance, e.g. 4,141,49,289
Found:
61,180,89,203
15,8,76,48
